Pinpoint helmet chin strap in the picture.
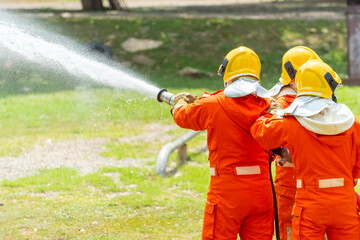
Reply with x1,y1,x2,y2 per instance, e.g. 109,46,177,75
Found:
324,72,338,103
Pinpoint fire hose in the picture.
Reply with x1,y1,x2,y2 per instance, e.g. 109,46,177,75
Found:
269,153,281,240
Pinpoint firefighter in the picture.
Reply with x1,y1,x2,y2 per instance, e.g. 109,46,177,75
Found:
251,60,360,240
270,46,322,107
269,46,322,240
172,46,274,240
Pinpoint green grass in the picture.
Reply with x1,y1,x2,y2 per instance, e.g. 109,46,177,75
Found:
0,15,359,239
0,166,208,239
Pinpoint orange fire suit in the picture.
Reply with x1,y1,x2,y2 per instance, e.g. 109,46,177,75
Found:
251,115,360,240
274,94,296,240
173,90,274,240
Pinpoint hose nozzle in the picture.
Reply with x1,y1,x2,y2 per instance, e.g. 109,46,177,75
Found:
157,88,175,106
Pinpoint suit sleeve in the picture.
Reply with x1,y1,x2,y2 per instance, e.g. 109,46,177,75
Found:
250,115,287,151
276,95,295,109
173,100,209,131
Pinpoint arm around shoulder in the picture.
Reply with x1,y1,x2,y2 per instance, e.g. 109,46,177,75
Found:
250,115,287,151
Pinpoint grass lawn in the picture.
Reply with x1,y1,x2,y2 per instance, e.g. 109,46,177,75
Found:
0,15,359,239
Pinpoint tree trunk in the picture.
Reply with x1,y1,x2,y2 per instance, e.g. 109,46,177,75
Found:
109,0,129,11
81,0,103,11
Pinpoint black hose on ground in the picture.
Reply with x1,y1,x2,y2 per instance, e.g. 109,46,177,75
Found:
269,154,281,240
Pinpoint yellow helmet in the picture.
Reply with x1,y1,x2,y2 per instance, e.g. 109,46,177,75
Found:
280,46,322,85
218,46,261,83
296,60,342,102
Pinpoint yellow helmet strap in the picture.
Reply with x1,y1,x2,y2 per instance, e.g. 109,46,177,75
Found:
284,61,297,80
218,58,229,79
324,72,338,103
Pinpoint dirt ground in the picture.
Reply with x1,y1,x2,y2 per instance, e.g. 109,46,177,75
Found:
0,0,347,20
0,0,279,9
0,123,177,181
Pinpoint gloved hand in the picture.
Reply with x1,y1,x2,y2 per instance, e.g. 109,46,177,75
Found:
277,147,294,167
266,97,283,115
271,147,293,167
174,92,197,105
356,192,360,209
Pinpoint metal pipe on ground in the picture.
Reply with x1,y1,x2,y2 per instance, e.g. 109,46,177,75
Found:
156,130,201,175
156,88,201,175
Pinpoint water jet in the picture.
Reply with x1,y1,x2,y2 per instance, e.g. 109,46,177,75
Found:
0,11,160,98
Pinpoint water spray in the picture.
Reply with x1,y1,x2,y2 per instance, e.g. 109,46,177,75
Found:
0,11,160,98
156,88,175,106
0,11,184,106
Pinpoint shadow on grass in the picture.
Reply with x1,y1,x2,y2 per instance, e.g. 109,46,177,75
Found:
7,7,120,14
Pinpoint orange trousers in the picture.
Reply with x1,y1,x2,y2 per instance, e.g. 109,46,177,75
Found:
274,164,296,240
291,189,360,240
276,192,295,240
202,174,274,240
